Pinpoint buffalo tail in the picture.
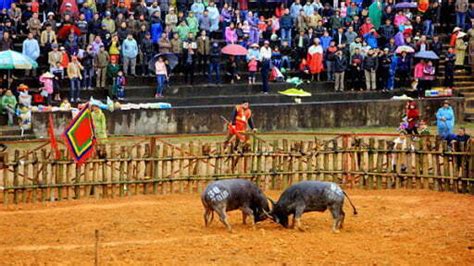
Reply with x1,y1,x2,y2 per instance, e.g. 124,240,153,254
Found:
343,191,358,215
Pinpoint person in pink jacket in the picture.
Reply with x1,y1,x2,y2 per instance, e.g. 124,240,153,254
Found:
225,22,237,44
39,72,55,105
414,60,426,99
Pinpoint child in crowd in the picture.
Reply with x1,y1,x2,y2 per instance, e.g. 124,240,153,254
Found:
248,56,258,85
114,71,126,101
299,58,311,83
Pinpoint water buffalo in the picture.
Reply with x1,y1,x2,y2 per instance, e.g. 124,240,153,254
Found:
201,179,270,232
268,181,358,233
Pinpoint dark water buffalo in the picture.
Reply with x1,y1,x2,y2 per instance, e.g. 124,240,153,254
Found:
269,181,358,233
201,179,270,232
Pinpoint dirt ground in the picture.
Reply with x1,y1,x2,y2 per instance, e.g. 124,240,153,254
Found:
0,189,473,265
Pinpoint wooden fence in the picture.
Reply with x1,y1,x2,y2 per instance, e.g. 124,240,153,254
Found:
1,135,473,205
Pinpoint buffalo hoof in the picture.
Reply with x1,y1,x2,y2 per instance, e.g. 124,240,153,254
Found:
332,229,341,234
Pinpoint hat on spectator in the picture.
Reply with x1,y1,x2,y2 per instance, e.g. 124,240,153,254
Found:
65,3,72,7
264,40,270,44
51,43,58,49
4,19,10,23
47,12,54,17
456,32,466,38
452,27,461,33
250,43,259,48
105,11,111,16
60,46,65,50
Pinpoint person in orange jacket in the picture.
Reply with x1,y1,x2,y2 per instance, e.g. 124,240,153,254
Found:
225,100,257,148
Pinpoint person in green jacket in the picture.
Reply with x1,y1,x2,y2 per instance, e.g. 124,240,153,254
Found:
1,90,17,126
176,20,190,40
186,11,199,37
91,104,107,139
107,57,121,98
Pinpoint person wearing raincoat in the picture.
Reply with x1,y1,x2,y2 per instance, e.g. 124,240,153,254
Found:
387,53,398,91
307,38,324,81
436,100,455,138
368,0,383,30
91,104,107,139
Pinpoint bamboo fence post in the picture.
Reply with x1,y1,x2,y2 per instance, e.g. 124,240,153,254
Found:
271,140,278,189
459,142,467,193
57,150,65,201
152,144,161,194
12,150,19,204
92,153,99,200
143,144,151,195
161,144,168,194
168,146,175,194
282,139,289,188
415,141,422,189
41,149,49,203
188,142,195,192
109,144,117,198
21,151,29,203
469,141,474,195
179,143,185,193
406,139,414,189
32,152,38,203
196,141,203,193
135,145,143,196
126,147,133,197
332,139,338,183
357,139,366,189
119,146,126,197
422,140,430,190
433,138,441,191
3,153,9,206
341,136,349,186
297,142,305,182
376,140,384,189
255,140,263,187
366,138,374,189
101,150,108,199
323,142,330,182
306,141,314,181
442,141,451,191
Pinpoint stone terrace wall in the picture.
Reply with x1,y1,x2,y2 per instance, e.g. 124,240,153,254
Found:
32,98,464,138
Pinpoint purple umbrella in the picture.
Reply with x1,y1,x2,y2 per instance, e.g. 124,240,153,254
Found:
395,2,417,9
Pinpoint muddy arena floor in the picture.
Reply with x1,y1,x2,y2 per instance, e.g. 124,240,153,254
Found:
0,189,473,265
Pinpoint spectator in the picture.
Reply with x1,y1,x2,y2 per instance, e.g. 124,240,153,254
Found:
81,45,94,91
456,0,469,30
122,33,138,77
40,24,57,52
414,59,426,98
307,38,324,81
197,30,210,75
260,40,272,93
405,101,419,135
436,100,455,138
140,32,154,77
0,90,17,126
67,56,83,103
22,32,40,77
208,42,221,85
334,50,347,92
39,72,54,105
455,33,468,71
396,51,411,88
114,70,126,100
91,104,107,139
94,45,110,90
155,56,168,98
363,49,378,91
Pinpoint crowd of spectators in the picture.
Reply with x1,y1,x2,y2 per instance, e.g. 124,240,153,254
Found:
0,0,472,128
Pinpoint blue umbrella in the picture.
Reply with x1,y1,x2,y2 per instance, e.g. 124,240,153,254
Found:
414,51,439,60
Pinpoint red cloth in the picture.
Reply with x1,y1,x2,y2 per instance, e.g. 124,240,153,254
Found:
238,0,248,11
307,52,324,74
449,33,458,47
359,22,374,36
228,105,252,142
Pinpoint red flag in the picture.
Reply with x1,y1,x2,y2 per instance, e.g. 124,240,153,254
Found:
48,113,61,160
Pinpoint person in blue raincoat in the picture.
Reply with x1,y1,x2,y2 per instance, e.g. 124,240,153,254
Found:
387,52,397,91
436,100,455,138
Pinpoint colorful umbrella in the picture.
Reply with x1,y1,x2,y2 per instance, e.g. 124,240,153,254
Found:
148,53,179,71
57,25,81,40
221,44,247,56
278,88,312,97
0,50,38,69
395,45,415,54
395,2,417,9
414,51,439,60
